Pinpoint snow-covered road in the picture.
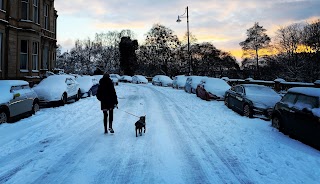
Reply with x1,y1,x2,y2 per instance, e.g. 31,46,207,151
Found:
1,83,320,184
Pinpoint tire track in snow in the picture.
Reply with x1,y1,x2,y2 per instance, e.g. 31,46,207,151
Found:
0,159,33,183
92,84,156,184
140,85,213,184
146,85,254,184
30,122,101,184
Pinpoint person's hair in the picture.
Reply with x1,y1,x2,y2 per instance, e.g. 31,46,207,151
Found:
103,73,110,78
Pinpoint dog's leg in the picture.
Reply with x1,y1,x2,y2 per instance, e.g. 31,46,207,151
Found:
135,127,138,137
144,126,146,133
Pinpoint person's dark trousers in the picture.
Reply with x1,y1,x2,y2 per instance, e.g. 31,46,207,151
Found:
103,109,113,131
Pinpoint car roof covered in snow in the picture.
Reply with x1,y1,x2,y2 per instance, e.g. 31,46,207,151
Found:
0,80,29,87
288,87,320,97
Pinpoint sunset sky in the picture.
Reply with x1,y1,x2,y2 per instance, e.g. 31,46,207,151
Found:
55,0,320,61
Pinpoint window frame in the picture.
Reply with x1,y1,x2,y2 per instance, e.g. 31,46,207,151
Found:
33,0,39,23
42,46,49,69
44,3,49,30
32,42,38,71
21,0,29,20
0,33,2,71
20,40,29,70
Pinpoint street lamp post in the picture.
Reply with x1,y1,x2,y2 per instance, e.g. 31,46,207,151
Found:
177,6,192,75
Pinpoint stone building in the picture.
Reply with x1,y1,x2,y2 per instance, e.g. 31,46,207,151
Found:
0,0,58,83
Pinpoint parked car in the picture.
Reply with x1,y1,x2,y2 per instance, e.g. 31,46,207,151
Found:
0,80,40,124
109,74,119,85
33,75,81,105
185,76,207,94
196,78,231,101
119,75,132,83
152,75,173,87
76,75,99,97
110,74,121,80
224,84,281,119
132,75,148,84
272,87,320,149
172,75,188,89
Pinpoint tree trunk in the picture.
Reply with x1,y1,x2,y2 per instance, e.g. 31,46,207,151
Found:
255,48,259,78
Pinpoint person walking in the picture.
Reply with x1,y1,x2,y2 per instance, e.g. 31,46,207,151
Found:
96,73,118,134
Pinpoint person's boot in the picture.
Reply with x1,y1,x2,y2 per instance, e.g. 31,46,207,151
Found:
104,129,108,134
109,128,114,133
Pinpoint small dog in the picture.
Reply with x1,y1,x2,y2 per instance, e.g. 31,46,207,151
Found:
135,116,146,137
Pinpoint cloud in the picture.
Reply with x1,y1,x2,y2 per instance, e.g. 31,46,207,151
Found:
55,0,320,61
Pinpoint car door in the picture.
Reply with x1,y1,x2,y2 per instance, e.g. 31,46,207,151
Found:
291,94,318,143
233,86,245,111
277,93,298,129
197,80,205,98
21,84,34,112
226,86,237,108
8,85,29,116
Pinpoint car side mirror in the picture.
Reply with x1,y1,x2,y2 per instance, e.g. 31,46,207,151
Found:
13,93,20,99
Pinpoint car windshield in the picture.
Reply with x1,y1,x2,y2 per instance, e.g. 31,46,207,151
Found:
160,76,171,80
245,85,278,96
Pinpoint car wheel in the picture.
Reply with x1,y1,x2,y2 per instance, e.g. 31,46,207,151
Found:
75,90,81,101
243,104,252,118
32,101,40,114
0,110,8,124
88,90,92,97
271,115,280,129
224,97,230,108
272,115,288,134
60,93,67,105
206,93,210,101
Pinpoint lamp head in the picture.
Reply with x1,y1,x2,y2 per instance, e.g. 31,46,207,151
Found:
176,16,181,23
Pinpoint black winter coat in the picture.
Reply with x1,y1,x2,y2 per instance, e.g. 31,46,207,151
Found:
97,76,118,110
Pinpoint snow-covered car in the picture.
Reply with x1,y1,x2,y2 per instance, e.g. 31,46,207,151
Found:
110,74,121,80
119,75,132,83
33,75,81,105
76,75,99,97
224,84,281,119
132,75,148,84
272,87,320,149
152,75,173,87
0,80,40,124
172,75,188,89
93,75,103,82
110,74,119,85
185,76,207,94
196,78,231,101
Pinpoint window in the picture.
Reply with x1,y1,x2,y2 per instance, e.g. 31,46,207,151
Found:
282,93,297,105
295,94,318,109
22,0,29,20
20,40,28,70
33,0,39,23
32,42,38,70
0,33,2,71
0,0,3,10
42,46,48,69
235,86,244,94
44,4,49,29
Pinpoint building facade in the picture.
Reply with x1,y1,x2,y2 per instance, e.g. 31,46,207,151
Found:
0,0,57,82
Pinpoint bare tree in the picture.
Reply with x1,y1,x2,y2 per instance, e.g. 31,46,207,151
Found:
240,22,271,78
